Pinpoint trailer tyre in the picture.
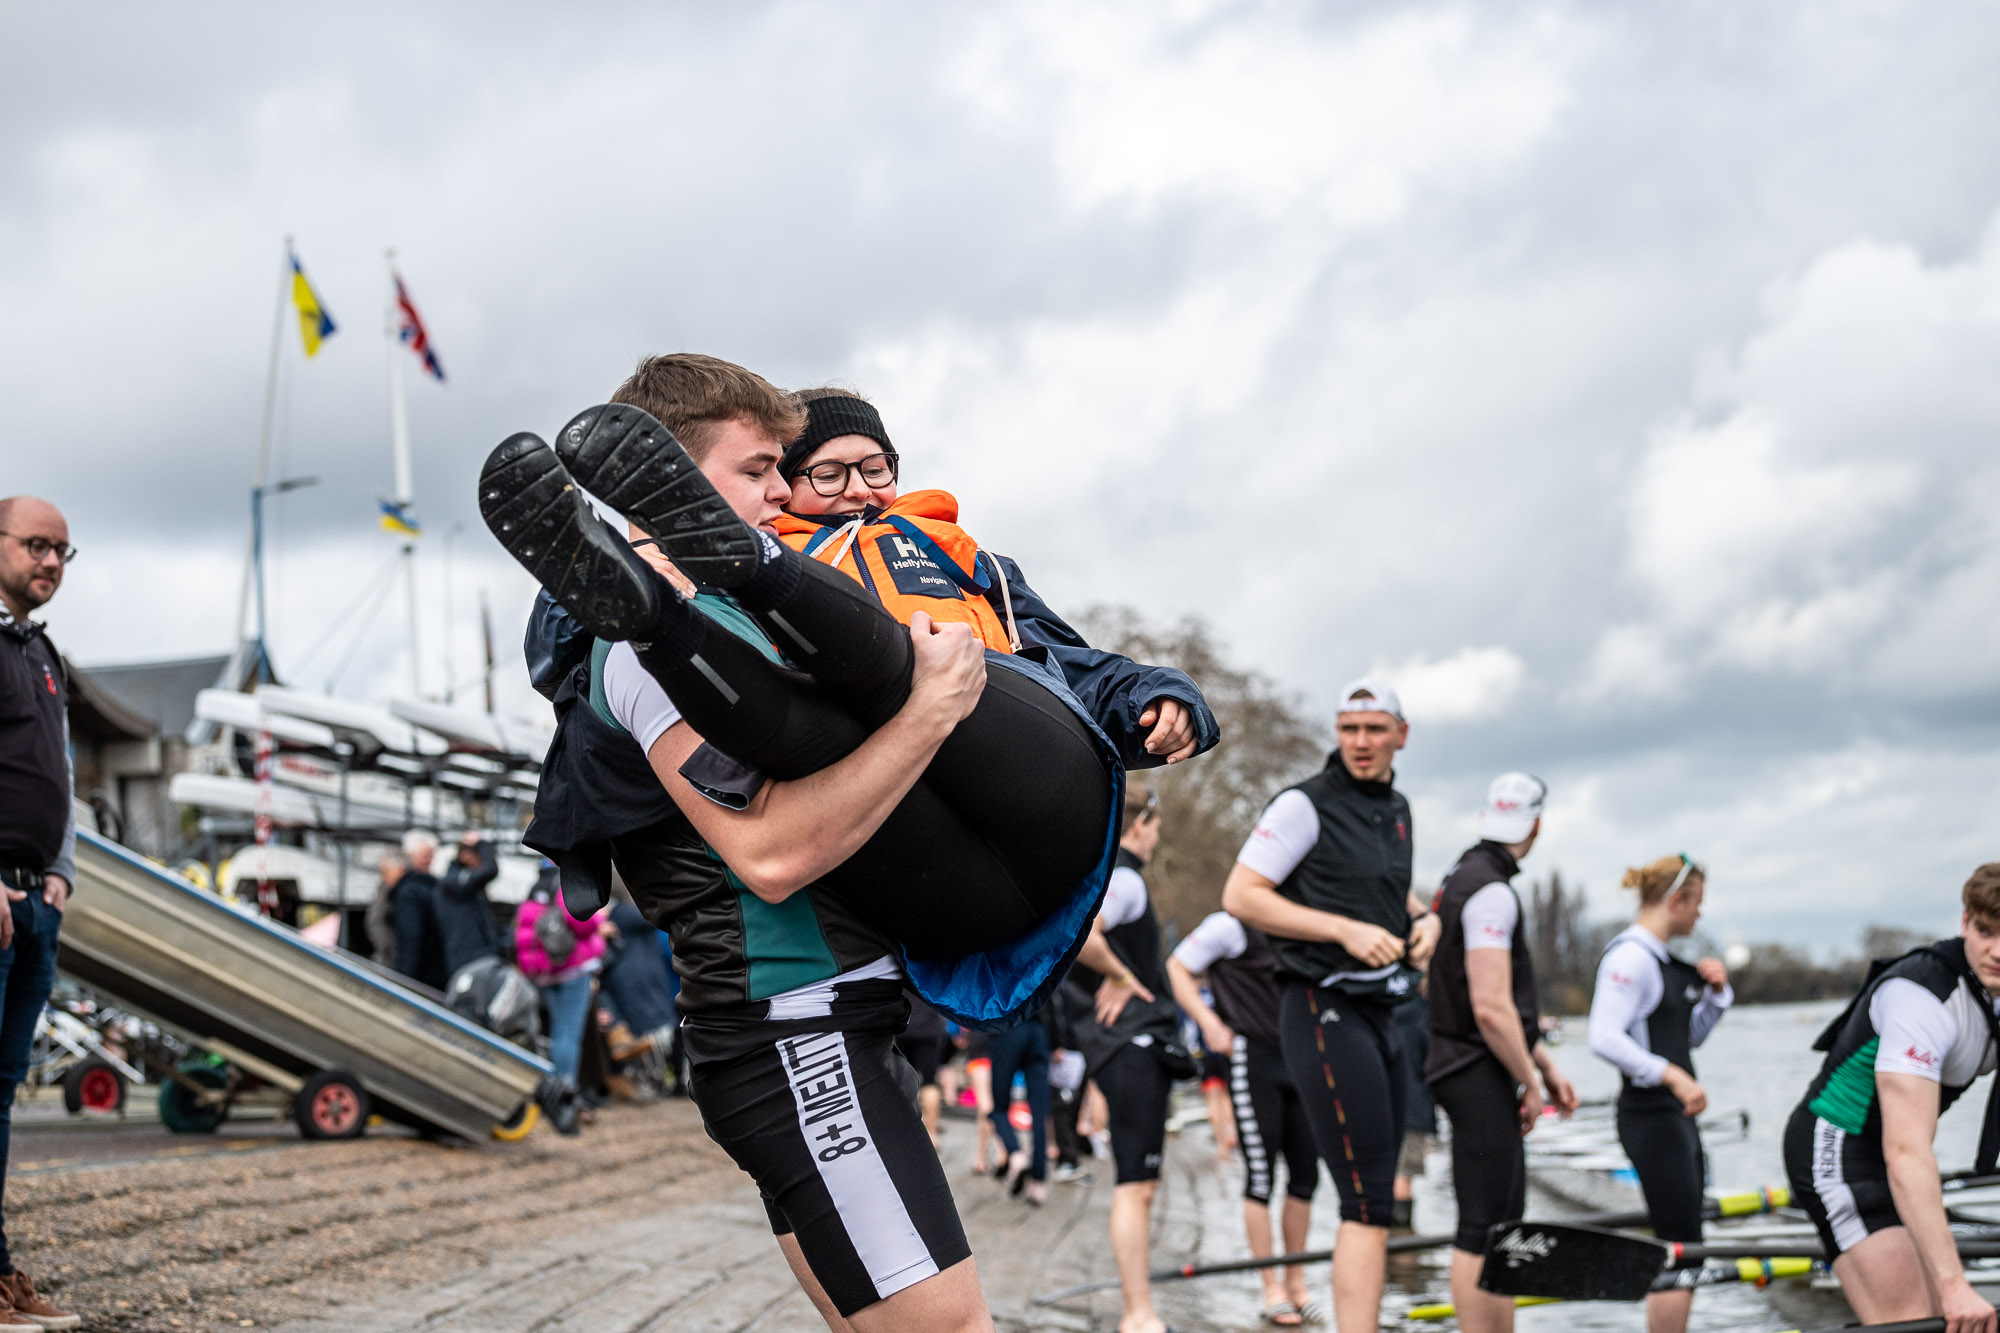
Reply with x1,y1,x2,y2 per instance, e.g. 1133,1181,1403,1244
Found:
62,1058,127,1115
159,1064,230,1134
296,1070,370,1140
491,1100,540,1142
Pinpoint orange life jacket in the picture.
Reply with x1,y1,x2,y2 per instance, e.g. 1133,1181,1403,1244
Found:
772,489,1019,654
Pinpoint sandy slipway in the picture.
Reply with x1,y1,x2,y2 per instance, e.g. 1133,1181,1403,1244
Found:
2,1096,1395,1332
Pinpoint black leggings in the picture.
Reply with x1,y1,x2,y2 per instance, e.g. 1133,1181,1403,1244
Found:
1278,983,1406,1226
1431,1057,1527,1254
639,556,1114,959
1619,1096,1706,1260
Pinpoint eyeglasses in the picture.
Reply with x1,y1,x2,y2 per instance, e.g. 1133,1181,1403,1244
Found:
800,453,898,498
0,533,77,565
1667,852,1704,897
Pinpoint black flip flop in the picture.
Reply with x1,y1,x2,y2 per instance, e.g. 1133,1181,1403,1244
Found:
554,404,763,589
477,433,665,639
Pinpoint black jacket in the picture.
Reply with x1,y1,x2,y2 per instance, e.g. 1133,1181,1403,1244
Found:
0,609,74,880
1425,840,1539,1086
391,871,450,991
436,843,502,976
1267,754,1415,996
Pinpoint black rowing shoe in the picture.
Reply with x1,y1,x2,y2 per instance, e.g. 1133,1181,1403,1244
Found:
1479,1220,2000,1302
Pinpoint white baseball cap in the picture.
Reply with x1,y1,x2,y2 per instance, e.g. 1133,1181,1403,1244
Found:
1337,676,1404,721
1478,772,1547,843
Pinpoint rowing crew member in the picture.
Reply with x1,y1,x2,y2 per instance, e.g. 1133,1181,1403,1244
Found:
1168,910,1323,1327
1222,678,1441,1332
1426,772,1577,1333
1784,863,2000,1333
1586,853,1732,1333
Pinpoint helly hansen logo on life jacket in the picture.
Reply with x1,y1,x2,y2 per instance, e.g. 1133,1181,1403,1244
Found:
42,665,56,695
1395,817,1407,842
876,534,963,601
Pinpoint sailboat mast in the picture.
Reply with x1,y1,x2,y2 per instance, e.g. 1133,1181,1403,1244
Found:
385,249,422,699
235,237,294,670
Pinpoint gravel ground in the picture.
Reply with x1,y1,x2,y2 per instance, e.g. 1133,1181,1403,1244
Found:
6,1100,732,1333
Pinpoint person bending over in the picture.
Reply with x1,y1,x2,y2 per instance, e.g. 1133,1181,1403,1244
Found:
1783,864,2000,1333
1221,679,1441,1333
1426,773,1576,1333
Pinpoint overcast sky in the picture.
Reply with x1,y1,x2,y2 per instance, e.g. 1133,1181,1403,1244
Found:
6,1,1998,951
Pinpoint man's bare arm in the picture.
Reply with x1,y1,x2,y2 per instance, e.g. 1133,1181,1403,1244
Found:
1879,1071,1988,1320
644,618,985,902
1222,863,1405,967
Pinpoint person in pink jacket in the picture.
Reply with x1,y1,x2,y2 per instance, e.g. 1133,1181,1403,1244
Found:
515,865,606,1094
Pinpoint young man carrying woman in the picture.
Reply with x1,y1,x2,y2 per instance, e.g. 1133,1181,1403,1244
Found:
487,355,1214,1331
1586,852,1732,1333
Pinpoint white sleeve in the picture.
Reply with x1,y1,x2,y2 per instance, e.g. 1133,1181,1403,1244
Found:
1461,883,1519,952
1871,978,1957,1083
1171,912,1248,975
1689,983,1734,1048
1235,789,1319,883
1099,866,1149,930
602,641,684,754
1588,940,1669,1086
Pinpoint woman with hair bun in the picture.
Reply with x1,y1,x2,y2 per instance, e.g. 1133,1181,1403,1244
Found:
1586,854,1733,1333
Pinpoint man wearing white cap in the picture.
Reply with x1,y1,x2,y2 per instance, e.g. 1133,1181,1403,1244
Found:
1424,773,1578,1333
1222,677,1441,1331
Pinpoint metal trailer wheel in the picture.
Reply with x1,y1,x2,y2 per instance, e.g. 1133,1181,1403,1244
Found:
158,1063,230,1134
295,1069,370,1140
62,1057,127,1115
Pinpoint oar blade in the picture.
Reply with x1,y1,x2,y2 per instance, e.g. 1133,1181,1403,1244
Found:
1479,1221,1665,1301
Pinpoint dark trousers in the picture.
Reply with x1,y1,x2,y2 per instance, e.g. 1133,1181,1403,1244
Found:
986,1020,1052,1182
1051,1085,1081,1168
0,880,62,1273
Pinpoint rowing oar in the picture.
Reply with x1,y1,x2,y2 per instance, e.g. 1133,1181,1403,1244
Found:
1478,1220,2000,1302
1410,1256,1820,1320
1030,1186,1793,1305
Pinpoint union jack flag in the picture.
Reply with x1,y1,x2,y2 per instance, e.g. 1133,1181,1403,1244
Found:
394,273,445,382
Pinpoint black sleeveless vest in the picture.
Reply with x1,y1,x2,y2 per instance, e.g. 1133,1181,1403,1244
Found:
1206,922,1282,1048
1802,939,2000,1172
1425,840,1540,1085
1267,755,1414,994
1072,849,1185,1075
1617,944,1705,1113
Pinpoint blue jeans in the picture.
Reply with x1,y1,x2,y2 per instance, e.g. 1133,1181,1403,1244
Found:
541,974,593,1085
0,886,61,1272
987,1020,1052,1182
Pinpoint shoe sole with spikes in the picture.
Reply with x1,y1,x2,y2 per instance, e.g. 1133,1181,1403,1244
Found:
553,403,762,588
477,432,662,639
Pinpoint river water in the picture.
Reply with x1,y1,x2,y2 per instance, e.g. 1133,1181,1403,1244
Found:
1384,998,1995,1331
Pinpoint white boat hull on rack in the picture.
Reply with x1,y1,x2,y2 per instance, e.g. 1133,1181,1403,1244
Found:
168,772,460,831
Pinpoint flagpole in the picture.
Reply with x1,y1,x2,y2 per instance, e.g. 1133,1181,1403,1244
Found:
235,236,293,677
385,248,422,699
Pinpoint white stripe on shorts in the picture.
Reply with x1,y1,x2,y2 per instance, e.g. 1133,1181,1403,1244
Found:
781,1029,940,1300
1230,1034,1271,1201
1810,1116,1871,1254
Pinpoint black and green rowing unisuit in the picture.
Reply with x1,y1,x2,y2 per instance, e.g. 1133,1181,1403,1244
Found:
1784,938,2000,1260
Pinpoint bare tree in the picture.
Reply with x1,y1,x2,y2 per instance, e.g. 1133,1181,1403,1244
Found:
1075,605,1328,939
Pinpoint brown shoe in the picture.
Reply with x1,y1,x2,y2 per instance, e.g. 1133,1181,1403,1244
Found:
0,1272,79,1331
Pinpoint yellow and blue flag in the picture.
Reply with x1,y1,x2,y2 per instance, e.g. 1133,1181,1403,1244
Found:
379,499,421,537
290,248,337,357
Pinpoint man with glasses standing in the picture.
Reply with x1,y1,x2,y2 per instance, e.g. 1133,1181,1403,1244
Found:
0,496,83,1331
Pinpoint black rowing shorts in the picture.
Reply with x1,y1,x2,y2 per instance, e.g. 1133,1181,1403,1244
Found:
1095,1043,1173,1185
1230,1034,1319,1205
1431,1056,1526,1254
1619,1095,1706,1261
1784,1102,1899,1262
685,994,969,1316
1279,981,1407,1227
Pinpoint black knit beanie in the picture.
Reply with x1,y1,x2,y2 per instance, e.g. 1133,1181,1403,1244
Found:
780,396,896,480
